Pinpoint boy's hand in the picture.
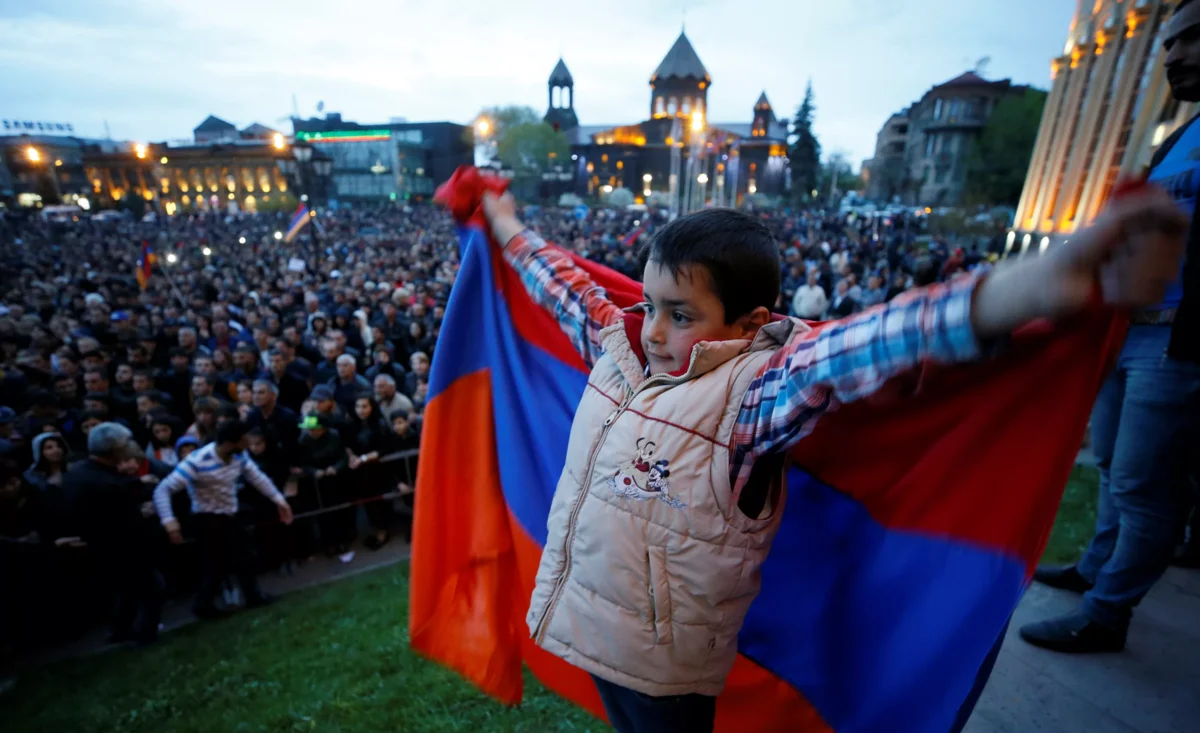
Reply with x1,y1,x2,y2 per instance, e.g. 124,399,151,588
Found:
483,192,524,247
972,187,1187,338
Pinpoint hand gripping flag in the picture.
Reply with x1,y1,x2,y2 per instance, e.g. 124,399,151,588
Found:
410,166,1125,732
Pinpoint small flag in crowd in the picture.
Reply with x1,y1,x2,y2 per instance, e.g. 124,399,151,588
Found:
621,222,648,248
284,204,311,243
135,241,156,289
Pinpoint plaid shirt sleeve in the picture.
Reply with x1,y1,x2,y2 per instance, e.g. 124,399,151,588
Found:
730,274,983,496
502,229,625,368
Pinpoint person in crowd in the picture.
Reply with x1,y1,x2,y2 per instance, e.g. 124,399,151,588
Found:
374,374,415,421
62,423,163,645
22,432,68,496
244,379,299,458
187,397,220,445
389,407,421,544
827,278,858,318
405,352,430,398
243,426,294,573
308,385,347,433
294,413,351,562
790,269,828,320
266,348,309,413
329,354,371,410
145,415,181,467
346,395,396,550
152,420,293,618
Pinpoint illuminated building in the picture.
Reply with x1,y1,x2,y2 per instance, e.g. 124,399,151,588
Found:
290,112,474,203
81,117,332,214
546,31,789,204
864,72,1030,206
1013,0,1193,244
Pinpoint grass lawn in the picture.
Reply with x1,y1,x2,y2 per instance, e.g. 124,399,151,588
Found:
1,467,1099,733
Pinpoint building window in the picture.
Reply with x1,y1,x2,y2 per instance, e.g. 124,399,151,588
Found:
242,167,255,192
933,99,944,120
667,97,678,115
616,160,624,170
682,97,691,114
587,162,594,173
925,135,936,156
694,98,703,116
655,97,665,116
257,167,271,192
602,154,608,164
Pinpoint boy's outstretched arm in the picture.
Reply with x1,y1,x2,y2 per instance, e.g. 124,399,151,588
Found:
484,192,623,368
731,187,1187,494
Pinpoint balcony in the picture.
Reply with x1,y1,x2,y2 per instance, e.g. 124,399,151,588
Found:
923,115,987,132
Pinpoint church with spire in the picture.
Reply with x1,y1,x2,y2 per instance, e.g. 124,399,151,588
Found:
541,30,789,204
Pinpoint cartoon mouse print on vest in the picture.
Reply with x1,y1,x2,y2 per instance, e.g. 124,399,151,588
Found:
607,438,687,509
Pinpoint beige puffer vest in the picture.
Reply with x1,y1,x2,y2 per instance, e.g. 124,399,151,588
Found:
526,317,800,697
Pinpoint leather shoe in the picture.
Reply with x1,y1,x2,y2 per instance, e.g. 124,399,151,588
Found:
1019,612,1126,653
1032,564,1093,593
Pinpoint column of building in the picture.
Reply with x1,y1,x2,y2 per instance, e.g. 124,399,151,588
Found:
1028,44,1094,234
1017,54,1076,232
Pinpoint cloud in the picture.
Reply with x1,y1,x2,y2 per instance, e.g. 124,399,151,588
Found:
1,0,1074,165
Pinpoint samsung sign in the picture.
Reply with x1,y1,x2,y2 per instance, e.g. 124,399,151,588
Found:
2,120,75,134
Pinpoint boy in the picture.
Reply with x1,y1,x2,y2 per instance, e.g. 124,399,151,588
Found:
481,188,1185,732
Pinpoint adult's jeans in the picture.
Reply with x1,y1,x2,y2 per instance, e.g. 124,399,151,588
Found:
1076,325,1200,630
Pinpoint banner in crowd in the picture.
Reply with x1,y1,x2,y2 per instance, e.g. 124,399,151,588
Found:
410,166,1125,732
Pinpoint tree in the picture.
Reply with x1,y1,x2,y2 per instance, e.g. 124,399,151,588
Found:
818,151,862,205
496,122,570,188
476,105,540,143
604,187,635,207
789,80,822,205
962,88,1048,207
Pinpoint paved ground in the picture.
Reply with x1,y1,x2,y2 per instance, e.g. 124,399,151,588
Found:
966,567,1200,733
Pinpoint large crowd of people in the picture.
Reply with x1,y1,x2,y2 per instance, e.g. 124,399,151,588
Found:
0,196,993,655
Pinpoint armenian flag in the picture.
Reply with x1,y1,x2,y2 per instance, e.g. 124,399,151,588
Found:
410,166,1124,733
284,204,312,243
621,222,648,248
135,241,156,290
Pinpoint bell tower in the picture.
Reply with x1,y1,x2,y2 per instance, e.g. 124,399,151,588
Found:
544,58,579,133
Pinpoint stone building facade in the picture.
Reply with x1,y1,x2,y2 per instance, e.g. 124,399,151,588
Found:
1012,0,1193,251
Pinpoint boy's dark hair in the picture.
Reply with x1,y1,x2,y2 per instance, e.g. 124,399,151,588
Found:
638,209,780,324
215,420,248,446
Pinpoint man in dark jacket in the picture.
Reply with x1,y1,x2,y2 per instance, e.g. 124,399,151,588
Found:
294,413,352,561
61,422,163,645
244,379,299,458
1022,0,1200,655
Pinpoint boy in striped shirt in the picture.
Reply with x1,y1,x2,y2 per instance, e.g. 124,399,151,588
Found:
153,420,293,617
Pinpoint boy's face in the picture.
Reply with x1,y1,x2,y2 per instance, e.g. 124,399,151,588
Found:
640,261,760,376
152,423,172,444
247,435,267,455
392,415,409,435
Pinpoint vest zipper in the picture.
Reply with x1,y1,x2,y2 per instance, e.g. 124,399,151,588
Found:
534,387,634,645
532,357,705,645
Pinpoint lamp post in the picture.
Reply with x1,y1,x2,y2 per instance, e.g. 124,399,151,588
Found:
697,173,709,208
642,172,652,199
280,140,330,245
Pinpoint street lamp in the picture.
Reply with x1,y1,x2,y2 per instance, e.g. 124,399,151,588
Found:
134,143,147,159
274,231,283,241
476,118,491,138
26,146,40,163
239,236,247,244
272,132,286,151
691,111,705,132
166,252,178,264
202,247,212,257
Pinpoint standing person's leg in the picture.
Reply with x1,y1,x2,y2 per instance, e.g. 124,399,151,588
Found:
590,675,716,733
1023,326,1200,652
193,514,229,616
228,513,271,606
1081,328,1200,628
132,565,165,644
